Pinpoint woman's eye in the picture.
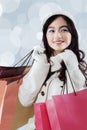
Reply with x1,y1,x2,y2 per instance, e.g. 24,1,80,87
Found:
47,29,55,33
60,28,69,32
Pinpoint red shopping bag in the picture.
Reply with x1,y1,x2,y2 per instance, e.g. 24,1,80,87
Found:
46,88,87,130
34,103,51,130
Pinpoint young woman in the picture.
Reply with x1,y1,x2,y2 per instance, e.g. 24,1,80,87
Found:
18,11,87,129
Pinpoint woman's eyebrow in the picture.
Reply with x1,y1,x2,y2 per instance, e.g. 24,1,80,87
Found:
48,25,68,29
47,26,55,29
59,25,69,29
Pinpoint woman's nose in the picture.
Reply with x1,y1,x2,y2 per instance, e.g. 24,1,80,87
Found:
54,31,62,39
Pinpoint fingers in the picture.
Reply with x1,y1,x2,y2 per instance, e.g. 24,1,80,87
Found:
33,45,45,53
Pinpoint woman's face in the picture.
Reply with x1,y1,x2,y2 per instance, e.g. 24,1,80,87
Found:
46,17,71,55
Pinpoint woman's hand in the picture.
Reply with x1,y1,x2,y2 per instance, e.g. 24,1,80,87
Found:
58,49,79,70
32,45,48,63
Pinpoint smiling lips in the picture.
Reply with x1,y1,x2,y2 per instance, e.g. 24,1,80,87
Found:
53,40,64,45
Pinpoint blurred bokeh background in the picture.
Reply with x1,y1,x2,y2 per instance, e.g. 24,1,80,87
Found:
0,0,87,66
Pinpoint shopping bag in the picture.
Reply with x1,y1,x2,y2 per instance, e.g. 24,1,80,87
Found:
46,99,61,130
46,88,87,130
0,80,7,124
0,50,35,130
0,78,34,130
11,101,34,130
0,66,32,130
34,103,51,130
0,79,22,130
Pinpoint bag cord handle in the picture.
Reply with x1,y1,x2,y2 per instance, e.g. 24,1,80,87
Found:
66,69,76,96
14,50,33,67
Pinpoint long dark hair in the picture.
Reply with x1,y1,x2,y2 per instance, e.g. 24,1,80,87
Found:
42,14,87,85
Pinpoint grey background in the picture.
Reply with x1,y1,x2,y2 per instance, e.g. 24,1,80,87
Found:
0,0,87,66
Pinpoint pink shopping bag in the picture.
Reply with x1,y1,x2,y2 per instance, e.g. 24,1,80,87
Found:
46,88,87,130
46,99,61,130
34,103,51,130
